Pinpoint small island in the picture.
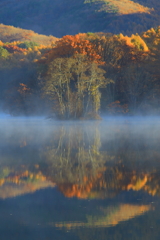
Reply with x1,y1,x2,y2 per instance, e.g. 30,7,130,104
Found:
0,26,160,119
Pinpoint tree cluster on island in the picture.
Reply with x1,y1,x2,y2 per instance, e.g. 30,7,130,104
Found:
0,26,160,118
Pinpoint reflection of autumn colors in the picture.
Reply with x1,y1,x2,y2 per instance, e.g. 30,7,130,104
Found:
58,172,105,199
0,169,55,199
57,168,160,199
127,175,148,191
1,123,160,199
0,164,159,199
56,168,150,199
53,204,153,229
126,173,160,196
39,124,160,199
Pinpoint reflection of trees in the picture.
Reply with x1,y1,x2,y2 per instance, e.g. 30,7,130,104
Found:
40,123,160,199
41,124,107,184
39,124,140,198
0,167,55,199
40,124,125,198
1,122,160,199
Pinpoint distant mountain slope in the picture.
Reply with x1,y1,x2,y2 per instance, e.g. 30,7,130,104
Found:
0,24,58,45
90,0,152,15
0,0,159,37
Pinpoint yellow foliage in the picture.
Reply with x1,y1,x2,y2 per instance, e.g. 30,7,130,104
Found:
33,46,38,51
0,179,5,186
119,33,149,51
0,40,4,46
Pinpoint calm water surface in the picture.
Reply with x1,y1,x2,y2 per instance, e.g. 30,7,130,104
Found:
0,116,160,240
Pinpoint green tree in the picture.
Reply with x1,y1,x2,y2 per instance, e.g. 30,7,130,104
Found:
0,46,9,58
18,41,39,49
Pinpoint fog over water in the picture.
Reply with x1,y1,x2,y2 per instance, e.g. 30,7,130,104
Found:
0,114,160,172
0,114,160,240
1,114,160,143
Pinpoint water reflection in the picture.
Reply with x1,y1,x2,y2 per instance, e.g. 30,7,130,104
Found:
0,117,160,238
53,204,152,229
1,118,160,198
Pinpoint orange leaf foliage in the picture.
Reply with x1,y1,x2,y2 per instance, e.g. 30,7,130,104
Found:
42,34,103,64
4,44,27,53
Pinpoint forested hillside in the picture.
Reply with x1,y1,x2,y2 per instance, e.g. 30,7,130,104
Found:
0,24,58,45
0,25,160,118
0,0,160,37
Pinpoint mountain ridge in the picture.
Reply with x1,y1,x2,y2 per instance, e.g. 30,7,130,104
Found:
0,23,58,45
0,0,159,37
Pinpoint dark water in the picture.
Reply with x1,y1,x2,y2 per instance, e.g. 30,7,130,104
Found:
0,116,160,240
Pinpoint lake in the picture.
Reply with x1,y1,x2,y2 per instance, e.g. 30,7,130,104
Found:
0,116,160,240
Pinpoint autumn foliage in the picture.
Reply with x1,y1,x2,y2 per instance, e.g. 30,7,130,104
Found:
1,26,160,116
42,34,103,64
3,44,27,53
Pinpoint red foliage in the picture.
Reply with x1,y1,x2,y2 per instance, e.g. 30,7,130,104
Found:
107,101,129,114
42,34,103,64
3,44,27,53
